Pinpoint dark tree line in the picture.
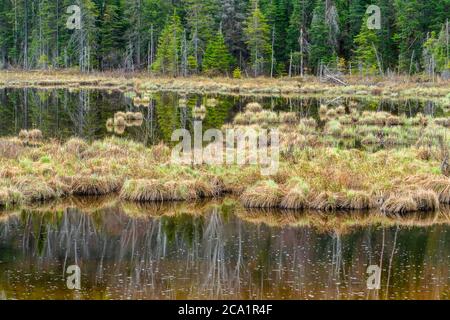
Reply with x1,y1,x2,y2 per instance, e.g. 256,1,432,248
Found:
0,0,448,77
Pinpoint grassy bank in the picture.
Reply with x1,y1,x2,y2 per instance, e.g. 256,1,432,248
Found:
1,133,449,215
1,70,449,100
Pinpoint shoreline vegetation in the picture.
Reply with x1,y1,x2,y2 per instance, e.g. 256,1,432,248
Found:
0,71,449,100
1,121,449,215
1,196,450,235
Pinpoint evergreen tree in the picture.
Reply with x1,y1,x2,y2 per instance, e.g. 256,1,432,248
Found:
394,0,424,73
220,0,246,64
203,30,234,74
244,0,271,76
309,0,334,72
353,14,380,74
152,12,183,76
423,27,450,75
183,0,219,72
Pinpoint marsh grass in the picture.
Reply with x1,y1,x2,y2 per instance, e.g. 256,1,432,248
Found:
0,131,449,214
240,180,282,208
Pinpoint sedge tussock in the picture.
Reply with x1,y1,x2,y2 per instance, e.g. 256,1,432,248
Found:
70,175,122,196
64,138,88,157
0,187,23,207
381,195,418,214
241,180,282,208
280,178,310,210
13,176,56,202
245,102,263,113
0,138,24,159
120,179,167,202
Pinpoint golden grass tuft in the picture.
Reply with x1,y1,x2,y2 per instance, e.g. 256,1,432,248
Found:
241,180,282,208
280,112,298,123
410,189,440,211
69,175,122,196
309,192,339,211
340,190,375,210
120,179,167,202
28,129,43,141
245,102,263,113
381,195,418,213
0,187,23,207
64,138,88,156
13,176,56,202
280,178,310,210
336,105,346,115
0,138,24,159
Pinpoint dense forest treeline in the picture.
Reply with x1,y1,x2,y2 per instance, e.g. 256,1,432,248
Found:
0,0,448,77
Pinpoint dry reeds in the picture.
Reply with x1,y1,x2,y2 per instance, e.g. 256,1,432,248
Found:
69,175,122,196
0,138,23,159
280,178,309,210
240,180,282,208
13,176,56,202
245,102,263,113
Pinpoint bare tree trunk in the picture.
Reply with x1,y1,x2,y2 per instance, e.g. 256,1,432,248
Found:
270,26,275,78
289,51,293,77
299,28,304,77
23,0,28,69
446,19,449,70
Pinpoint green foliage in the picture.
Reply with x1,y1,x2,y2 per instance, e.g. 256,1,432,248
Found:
244,1,271,76
233,67,242,79
152,13,183,76
353,15,380,74
309,0,334,71
203,31,234,75
424,29,450,74
0,0,447,76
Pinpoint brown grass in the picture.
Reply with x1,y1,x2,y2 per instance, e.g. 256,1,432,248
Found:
240,180,282,208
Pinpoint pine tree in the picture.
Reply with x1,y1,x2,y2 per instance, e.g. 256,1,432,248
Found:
203,30,234,74
244,0,271,76
394,0,424,73
152,12,183,76
309,0,333,72
220,0,246,63
423,27,450,75
183,0,219,72
353,14,380,75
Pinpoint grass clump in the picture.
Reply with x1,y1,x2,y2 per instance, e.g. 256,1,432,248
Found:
241,180,282,208
245,102,263,113
13,176,56,202
280,178,310,210
70,175,122,196
0,186,23,207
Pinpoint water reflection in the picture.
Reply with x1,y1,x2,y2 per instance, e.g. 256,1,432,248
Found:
0,88,447,145
0,199,449,300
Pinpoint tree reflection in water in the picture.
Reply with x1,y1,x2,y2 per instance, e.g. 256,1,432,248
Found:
0,201,449,300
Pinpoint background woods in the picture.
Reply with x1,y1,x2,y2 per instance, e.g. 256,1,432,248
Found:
0,0,448,77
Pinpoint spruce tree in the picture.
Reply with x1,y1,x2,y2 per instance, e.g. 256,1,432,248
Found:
203,31,234,75
152,13,183,76
353,14,380,75
309,0,333,72
244,0,271,76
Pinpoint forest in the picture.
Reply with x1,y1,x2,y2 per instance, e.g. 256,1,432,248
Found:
0,0,448,77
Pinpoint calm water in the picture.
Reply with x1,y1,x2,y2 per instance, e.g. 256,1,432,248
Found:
0,87,447,145
0,200,449,300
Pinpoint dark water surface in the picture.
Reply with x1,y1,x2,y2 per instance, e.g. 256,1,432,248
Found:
0,200,449,300
0,87,447,145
